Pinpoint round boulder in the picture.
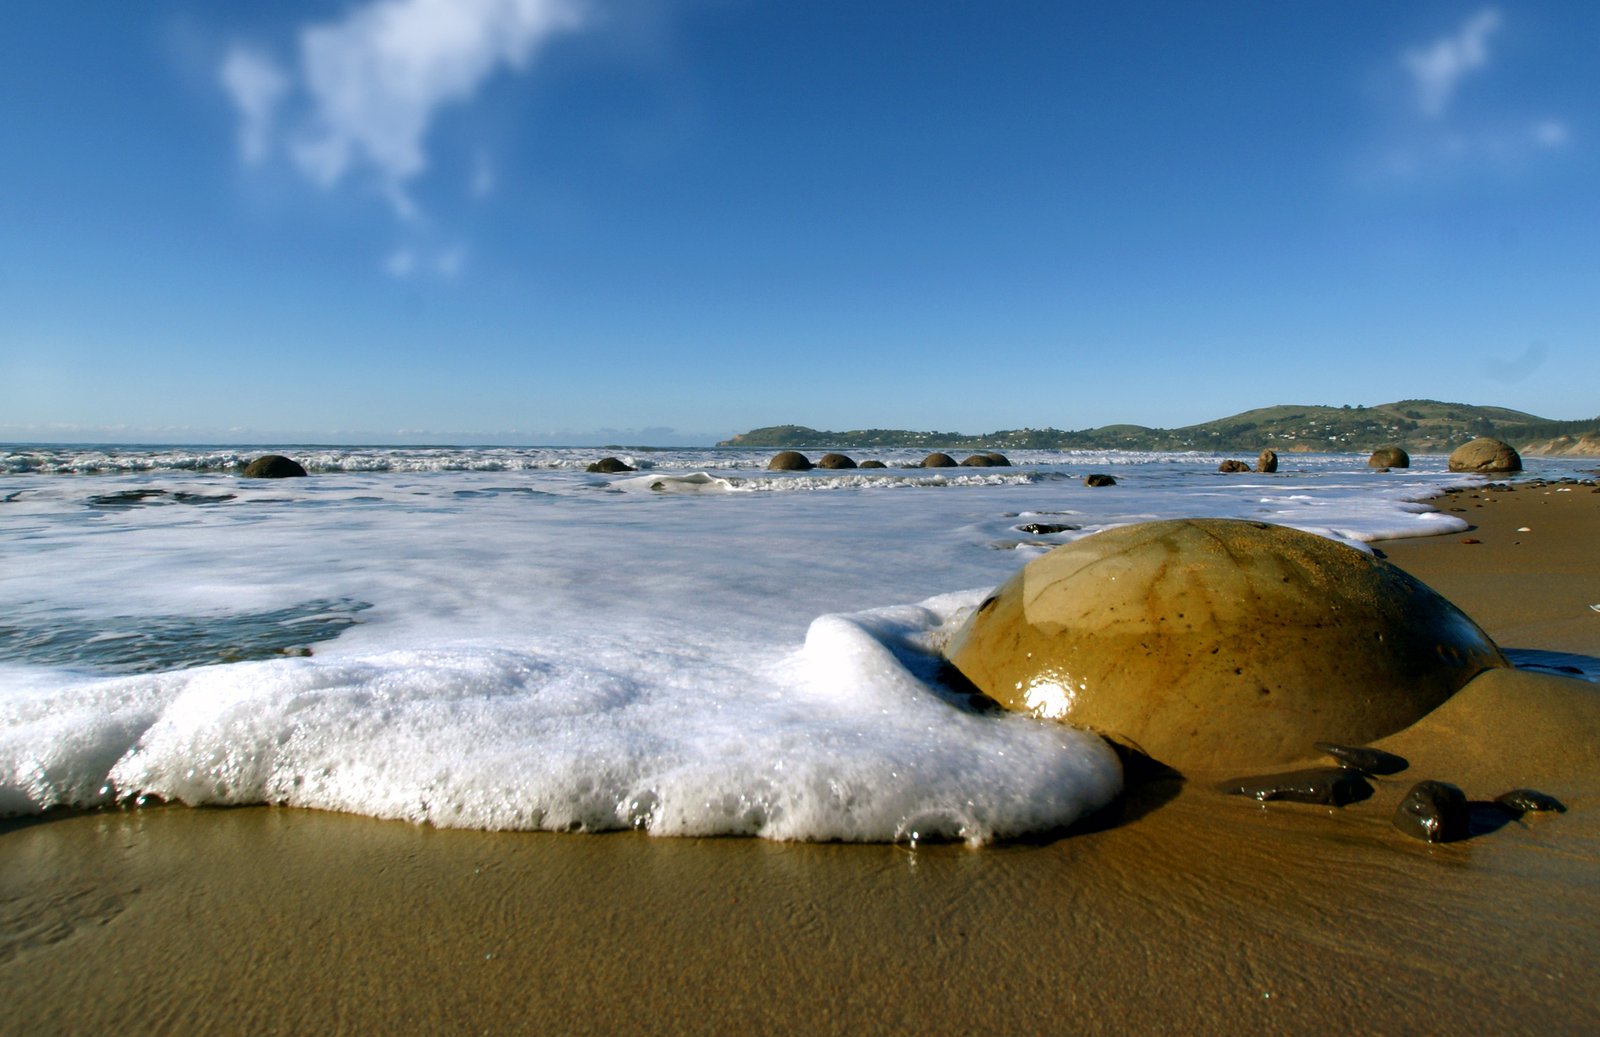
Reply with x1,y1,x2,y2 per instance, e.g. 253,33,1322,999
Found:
858,459,887,469
767,451,814,471
1083,473,1117,487
587,457,636,473
1256,449,1278,474
921,452,958,468
1448,437,1522,473
960,454,996,467
242,454,307,479
982,452,1012,467
816,452,857,470
944,518,1505,773
1369,446,1410,469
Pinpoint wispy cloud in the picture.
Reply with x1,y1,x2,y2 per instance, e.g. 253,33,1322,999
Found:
220,0,587,243
1360,8,1571,183
1402,7,1501,118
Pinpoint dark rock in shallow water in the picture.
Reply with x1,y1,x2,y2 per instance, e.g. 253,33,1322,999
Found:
587,457,636,473
1257,449,1278,474
816,452,857,469
1495,788,1566,815
1314,741,1409,776
243,455,308,478
1394,780,1470,843
858,460,887,469
1083,473,1116,487
982,452,1012,467
1217,767,1373,806
1369,446,1410,469
767,451,813,471
1017,522,1078,535
1218,459,1251,473
88,489,168,509
960,454,997,467
921,452,958,468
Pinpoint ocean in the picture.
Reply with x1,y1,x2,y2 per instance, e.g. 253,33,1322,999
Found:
3,444,1586,843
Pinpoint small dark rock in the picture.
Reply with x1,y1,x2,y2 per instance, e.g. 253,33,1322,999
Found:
1218,459,1251,473
767,451,814,471
1394,780,1470,843
1256,449,1278,474
858,460,888,469
816,452,857,470
1083,473,1117,487
1369,446,1410,469
1314,741,1409,776
921,452,958,468
1017,522,1078,535
1495,789,1566,815
243,455,308,479
1217,767,1373,806
587,457,636,473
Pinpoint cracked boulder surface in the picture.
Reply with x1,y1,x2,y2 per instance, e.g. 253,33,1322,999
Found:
944,518,1507,773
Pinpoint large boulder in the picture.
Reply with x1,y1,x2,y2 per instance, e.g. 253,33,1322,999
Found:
981,452,1012,467
858,460,887,469
1448,437,1522,473
921,452,958,468
1083,473,1117,487
944,518,1505,773
960,454,996,467
1369,446,1410,469
587,457,636,473
816,453,857,470
1218,459,1251,473
242,455,307,478
767,451,814,471
1256,449,1278,474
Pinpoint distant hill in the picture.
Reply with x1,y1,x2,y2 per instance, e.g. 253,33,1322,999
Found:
718,400,1600,456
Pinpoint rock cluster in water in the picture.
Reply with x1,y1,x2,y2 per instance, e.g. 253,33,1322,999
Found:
944,518,1507,772
587,457,636,473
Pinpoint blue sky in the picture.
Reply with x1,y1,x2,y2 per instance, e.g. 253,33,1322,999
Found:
2,1,1595,445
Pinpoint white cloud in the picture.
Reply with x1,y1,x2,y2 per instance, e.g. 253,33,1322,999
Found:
219,46,289,162
1531,118,1569,149
1402,7,1501,118
222,0,586,217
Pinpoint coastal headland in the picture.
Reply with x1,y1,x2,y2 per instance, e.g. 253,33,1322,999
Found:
4,483,1598,1035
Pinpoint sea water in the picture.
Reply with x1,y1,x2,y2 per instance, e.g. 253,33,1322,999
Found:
2,445,1588,843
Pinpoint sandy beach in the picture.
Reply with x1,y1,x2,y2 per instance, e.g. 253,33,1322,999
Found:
5,478,1599,1036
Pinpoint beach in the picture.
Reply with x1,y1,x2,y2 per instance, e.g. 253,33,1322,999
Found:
4,476,1599,1036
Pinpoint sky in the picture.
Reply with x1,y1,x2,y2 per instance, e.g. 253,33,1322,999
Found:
1,1,1596,445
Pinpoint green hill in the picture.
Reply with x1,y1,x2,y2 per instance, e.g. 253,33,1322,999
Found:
718,400,1600,455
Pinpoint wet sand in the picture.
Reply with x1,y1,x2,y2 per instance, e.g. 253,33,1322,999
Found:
5,480,1599,1036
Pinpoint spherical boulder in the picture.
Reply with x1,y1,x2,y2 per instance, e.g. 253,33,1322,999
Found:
1448,437,1522,473
242,454,307,478
767,451,814,471
858,459,887,469
982,452,1012,467
587,456,636,473
1369,446,1410,469
921,452,958,468
944,518,1505,773
1256,449,1278,474
816,452,857,470
1083,473,1117,487
960,454,996,467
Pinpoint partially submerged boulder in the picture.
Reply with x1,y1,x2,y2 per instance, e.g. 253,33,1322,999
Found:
945,518,1505,773
858,460,887,469
587,457,636,473
1218,459,1251,473
1448,437,1522,473
1369,446,1410,469
816,453,857,470
960,454,997,467
1256,449,1278,474
1083,473,1117,487
767,451,814,471
242,455,307,479
921,452,958,468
